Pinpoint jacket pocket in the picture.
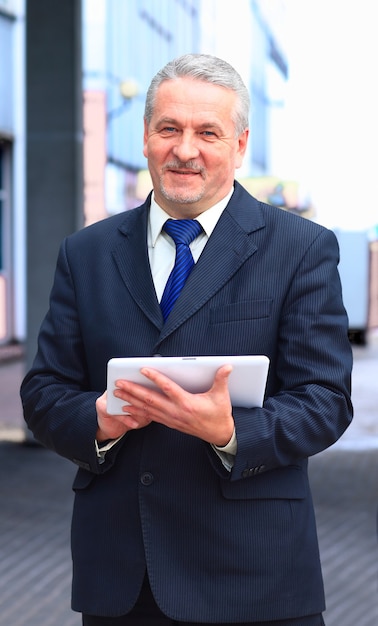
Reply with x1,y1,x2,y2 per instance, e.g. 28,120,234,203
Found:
210,299,273,324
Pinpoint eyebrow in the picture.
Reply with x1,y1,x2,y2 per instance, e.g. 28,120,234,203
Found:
156,117,178,126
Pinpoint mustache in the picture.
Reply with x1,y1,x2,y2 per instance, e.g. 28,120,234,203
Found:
163,160,205,174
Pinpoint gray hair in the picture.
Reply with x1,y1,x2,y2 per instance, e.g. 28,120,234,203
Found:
144,53,250,137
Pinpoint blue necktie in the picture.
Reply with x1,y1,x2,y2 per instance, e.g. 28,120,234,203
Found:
160,219,202,321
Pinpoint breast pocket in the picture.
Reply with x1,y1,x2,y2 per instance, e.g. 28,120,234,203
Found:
210,299,273,324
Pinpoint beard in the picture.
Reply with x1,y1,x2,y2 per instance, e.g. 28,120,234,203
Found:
159,160,206,204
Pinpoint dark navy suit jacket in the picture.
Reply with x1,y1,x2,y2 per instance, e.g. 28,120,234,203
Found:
21,182,353,621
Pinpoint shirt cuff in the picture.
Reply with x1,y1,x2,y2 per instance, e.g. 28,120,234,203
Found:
211,428,237,471
95,435,125,463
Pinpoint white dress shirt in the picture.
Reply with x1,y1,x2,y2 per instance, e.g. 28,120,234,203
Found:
148,189,233,301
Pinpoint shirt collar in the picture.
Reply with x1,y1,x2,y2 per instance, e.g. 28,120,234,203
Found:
149,187,234,247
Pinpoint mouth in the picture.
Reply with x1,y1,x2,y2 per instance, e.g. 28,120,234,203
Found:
163,162,204,178
170,169,199,176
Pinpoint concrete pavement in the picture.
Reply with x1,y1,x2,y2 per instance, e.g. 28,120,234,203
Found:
0,335,377,625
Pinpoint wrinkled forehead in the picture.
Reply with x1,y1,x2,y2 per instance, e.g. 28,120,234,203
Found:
151,78,238,128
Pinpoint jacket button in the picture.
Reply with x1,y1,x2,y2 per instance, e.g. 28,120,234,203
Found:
140,472,154,486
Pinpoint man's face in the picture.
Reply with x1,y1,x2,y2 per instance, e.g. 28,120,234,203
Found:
143,77,248,218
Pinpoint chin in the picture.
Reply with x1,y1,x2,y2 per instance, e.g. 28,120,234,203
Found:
160,188,204,206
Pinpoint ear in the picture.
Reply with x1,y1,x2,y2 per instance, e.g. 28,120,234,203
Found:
235,129,249,169
143,118,149,158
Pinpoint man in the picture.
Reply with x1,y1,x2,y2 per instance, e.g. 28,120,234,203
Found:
21,54,353,626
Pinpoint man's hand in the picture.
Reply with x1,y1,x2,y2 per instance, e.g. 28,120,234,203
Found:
95,392,152,442
111,364,235,447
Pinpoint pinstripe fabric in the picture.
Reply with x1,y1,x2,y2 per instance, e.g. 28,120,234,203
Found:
20,182,353,622
160,219,202,321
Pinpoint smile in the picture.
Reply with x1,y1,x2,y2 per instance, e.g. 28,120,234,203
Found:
169,170,199,176
166,169,202,179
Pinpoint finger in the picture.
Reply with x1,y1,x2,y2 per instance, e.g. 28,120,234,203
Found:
139,367,183,400
211,364,233,392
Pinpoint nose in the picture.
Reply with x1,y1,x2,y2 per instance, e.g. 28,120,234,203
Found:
172,131,200,162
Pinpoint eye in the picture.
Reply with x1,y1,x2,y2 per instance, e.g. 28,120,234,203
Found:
199,130,218,139
161,126,178,134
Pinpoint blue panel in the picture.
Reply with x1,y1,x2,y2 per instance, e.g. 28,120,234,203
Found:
0,17,13,131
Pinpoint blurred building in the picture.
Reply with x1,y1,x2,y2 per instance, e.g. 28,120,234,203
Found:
1,0,289,351
0,0,26,346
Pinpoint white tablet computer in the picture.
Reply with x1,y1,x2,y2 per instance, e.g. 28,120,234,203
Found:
106,355,269,415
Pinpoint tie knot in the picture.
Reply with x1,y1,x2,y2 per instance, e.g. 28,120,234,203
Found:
163,219,202,246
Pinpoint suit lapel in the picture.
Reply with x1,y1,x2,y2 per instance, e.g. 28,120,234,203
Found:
111,200,164,330
159,183,266,339
110,184,266,339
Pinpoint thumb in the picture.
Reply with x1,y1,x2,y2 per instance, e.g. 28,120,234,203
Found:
212,364,233,391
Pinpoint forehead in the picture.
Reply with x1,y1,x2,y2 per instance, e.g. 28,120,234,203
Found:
152,77,237,124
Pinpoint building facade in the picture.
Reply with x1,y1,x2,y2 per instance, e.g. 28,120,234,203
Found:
1,0,288,348
0,0,26,346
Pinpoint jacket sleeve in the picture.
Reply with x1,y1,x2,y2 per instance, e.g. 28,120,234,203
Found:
227,227,353,481
20,238,121,474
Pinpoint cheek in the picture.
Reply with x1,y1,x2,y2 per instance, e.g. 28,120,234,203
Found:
209,153,235,175
144,140,166,163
